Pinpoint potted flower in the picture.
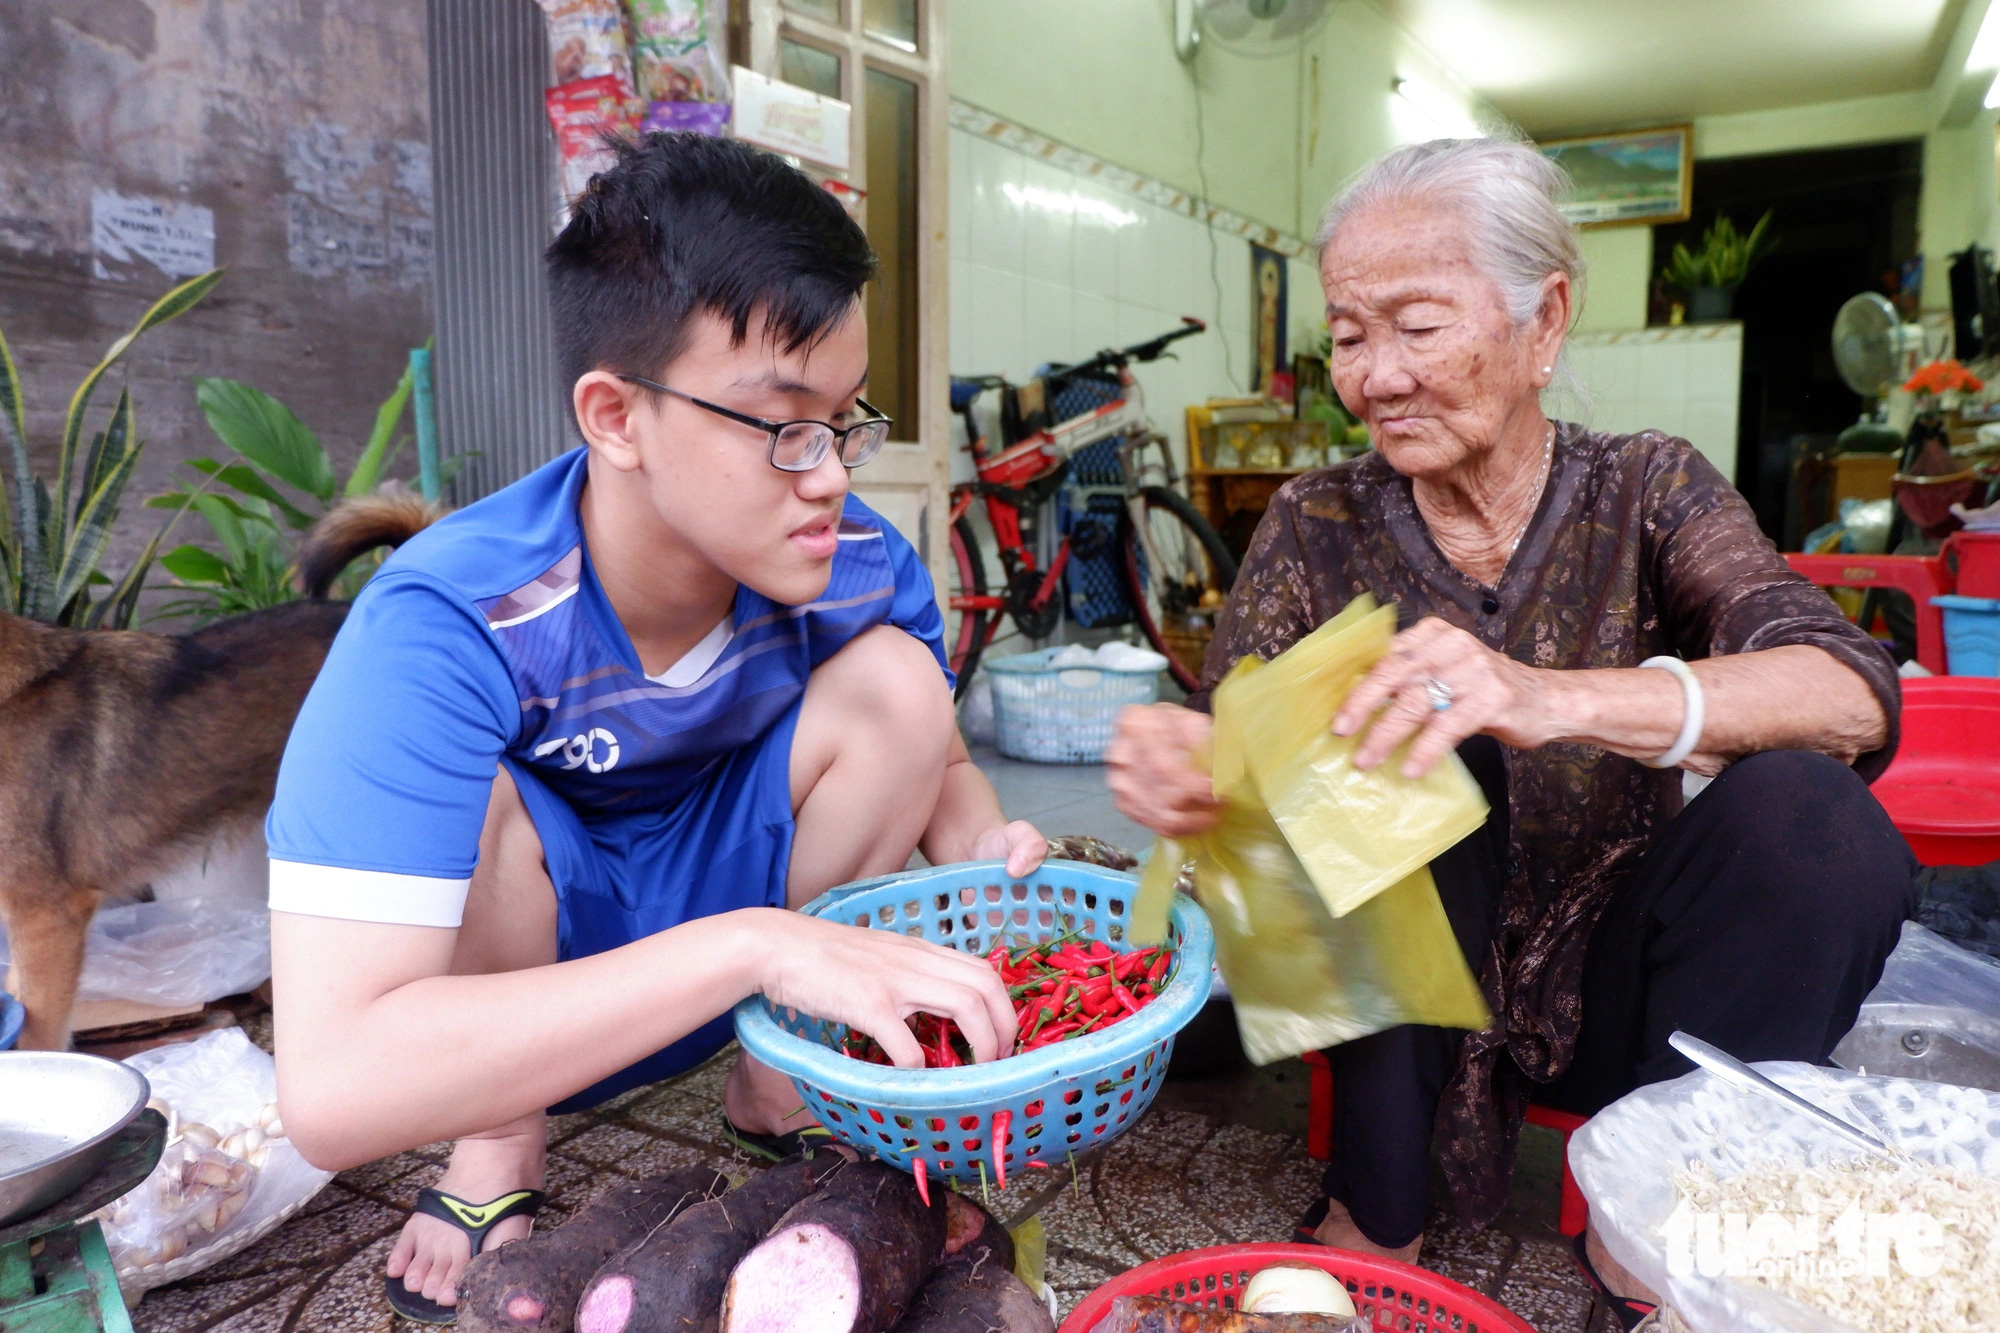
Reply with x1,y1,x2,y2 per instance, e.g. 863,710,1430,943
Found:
1660,210,1775,322
1901,357,1984,413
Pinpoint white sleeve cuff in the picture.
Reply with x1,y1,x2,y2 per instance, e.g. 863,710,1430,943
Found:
268,859,472,928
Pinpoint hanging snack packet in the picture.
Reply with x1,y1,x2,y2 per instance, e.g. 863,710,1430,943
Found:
626,0,732,104
1135,595,1490,1063
546,76,638,202
537,0,637,96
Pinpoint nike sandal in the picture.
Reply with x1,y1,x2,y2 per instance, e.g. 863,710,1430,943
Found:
383,1186,546,1324
1571,1231,1659,1331
719,1114,836,1164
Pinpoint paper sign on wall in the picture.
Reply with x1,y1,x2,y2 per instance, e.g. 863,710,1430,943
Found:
732,65,850,172
91,190,215,281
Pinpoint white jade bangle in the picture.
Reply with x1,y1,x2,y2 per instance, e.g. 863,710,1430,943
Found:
1639,655,1704,769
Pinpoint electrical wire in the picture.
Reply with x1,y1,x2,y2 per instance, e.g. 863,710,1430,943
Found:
1190,60,1242,394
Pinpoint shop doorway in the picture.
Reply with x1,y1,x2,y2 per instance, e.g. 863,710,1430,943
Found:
1652,141,1923,543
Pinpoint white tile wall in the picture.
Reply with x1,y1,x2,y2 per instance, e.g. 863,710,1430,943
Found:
948,126,1322,482
1556,323,1743,481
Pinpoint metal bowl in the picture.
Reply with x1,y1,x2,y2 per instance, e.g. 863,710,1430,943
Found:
0,1051,150,1226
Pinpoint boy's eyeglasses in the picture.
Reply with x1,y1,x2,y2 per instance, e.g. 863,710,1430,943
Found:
617,375,892,472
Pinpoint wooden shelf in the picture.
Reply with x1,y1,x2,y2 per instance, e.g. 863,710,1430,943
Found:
1191,466,1315,477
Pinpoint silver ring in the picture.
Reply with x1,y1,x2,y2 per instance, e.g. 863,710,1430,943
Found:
1426,677,1454,712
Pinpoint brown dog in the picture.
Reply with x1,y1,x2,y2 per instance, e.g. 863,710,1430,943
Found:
0,492,437,1050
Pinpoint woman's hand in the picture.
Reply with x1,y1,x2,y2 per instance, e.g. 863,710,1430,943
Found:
1107,703,1222,836
1334,617,1543,778
968,820,1049,878
755,910,1019,1067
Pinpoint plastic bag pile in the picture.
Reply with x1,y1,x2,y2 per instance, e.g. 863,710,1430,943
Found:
1134,594,1490,1064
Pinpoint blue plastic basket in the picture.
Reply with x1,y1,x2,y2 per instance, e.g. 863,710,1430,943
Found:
0,991,23,1051
734,860,1213,1186
985,647,1162,764
1935,594,2000,676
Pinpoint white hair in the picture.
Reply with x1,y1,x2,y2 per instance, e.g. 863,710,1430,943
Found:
1315,138,1589,403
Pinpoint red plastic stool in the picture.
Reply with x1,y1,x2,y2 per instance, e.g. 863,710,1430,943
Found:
1300,1050,1591,1237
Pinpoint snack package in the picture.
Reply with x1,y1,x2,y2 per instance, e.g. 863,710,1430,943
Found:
546,75,639,201
625,0,731,104
1135,595,1491,1064
639,99,731,136
537,0,636,95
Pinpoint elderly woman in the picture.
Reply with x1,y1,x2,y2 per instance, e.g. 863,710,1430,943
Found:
1108,138,1913,1327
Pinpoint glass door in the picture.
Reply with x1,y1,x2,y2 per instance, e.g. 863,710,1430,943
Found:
738,0,950,586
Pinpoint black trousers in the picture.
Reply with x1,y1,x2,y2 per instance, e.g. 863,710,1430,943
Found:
1320,743,1918,1248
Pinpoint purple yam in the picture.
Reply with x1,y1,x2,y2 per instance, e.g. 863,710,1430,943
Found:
890,1254,1053,1333
720,1159,947,1333
457,1168,727,1333
940,1193,1014,1275
574,1150,851,1333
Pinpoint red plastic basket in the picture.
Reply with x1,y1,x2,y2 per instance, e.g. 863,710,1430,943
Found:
1873,676,2000,865
1059,1243,1536,1333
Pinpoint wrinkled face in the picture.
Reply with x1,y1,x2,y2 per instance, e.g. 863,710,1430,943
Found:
627,303,871,605
1320,200,1547,480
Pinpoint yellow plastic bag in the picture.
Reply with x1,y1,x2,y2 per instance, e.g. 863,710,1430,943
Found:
1135,596,1491,1064
1226,596,1488,917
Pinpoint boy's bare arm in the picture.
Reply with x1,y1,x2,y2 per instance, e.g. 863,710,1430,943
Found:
273,905,1015,1170
918,730,1047,875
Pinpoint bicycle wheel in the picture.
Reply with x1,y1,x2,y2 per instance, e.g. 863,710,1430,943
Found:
947,516,992,700
1119,486,1239,694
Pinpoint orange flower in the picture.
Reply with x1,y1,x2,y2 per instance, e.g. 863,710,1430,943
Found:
1903,358,1984,395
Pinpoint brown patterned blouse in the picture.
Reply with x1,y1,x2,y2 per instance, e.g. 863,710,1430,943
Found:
1190,422,1901,1228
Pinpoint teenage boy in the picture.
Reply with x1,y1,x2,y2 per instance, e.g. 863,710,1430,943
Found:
265,134,1045,1321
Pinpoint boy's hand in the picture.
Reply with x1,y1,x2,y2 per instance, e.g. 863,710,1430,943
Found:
969,820,1048,877
756,911,1018,1067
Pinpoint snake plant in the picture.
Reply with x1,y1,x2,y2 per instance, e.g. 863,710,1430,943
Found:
0,269,223,627
1660,211,1775,292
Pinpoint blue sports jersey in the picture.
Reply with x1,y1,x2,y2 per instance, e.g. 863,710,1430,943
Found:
266,446,949,926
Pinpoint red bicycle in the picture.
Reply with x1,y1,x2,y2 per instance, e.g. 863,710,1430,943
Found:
947,318,1238,696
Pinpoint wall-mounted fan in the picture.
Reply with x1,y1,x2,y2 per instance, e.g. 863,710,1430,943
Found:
1175,0,1333,61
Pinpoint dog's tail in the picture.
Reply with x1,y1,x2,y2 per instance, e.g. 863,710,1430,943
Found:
296,487,444,598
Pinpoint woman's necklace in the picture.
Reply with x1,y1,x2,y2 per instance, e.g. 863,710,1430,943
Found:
1506,424,1556,558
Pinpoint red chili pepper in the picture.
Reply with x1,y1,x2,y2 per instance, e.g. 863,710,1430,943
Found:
991,1109,1011,1188
1113,984,1141,1015
912,1157,930,1207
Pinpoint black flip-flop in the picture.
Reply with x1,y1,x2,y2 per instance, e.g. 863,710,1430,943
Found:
1293,1195,1331,1245
1571,1231,1658,1331
719,1114,836,1164
384,1186,546,1324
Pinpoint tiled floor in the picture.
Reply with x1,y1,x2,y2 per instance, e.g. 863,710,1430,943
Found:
127,751,1619,1333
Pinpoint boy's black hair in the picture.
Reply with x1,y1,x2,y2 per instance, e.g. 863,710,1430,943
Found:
545,133,876,388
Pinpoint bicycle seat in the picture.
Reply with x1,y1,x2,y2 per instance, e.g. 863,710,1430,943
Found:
950,377,1003,413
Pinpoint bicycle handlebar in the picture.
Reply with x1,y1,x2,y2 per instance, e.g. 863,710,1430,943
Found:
1044,316,1207,381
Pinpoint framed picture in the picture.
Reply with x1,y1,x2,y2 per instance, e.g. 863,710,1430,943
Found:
1251,243,1288,395
1538,125,1692,228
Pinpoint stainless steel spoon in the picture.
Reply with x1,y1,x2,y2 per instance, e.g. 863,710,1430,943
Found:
1668,1030,1903,1162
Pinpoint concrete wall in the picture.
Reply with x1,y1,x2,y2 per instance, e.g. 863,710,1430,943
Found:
0,0,433,569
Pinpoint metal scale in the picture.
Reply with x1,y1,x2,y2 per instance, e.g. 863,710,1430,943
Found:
1,1071,165,1333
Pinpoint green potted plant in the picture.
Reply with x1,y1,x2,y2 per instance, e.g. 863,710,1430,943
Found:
1,271,221,627
1660,210,1775,322
147,358,465,623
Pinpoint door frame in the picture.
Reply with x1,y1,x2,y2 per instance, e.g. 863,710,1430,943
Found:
735,0,951,590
